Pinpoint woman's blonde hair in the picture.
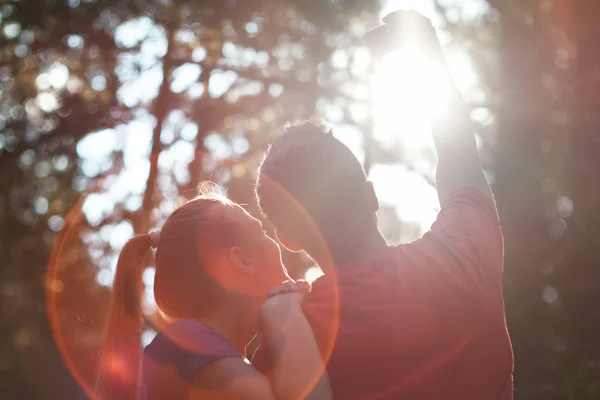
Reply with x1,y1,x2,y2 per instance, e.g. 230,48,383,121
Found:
94,188,239,400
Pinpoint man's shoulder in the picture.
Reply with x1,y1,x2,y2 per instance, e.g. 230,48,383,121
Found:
303,275,336,311
303,248,406,312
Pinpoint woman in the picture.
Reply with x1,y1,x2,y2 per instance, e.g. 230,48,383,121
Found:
94,192,331,400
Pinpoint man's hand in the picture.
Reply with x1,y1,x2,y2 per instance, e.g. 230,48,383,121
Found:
365,10,441,59
383,10,441,53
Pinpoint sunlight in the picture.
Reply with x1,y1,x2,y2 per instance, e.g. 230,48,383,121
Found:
372,46,449,122
369,164,439,230
79,2,483,291
370,37,478,152
446,52,477,90
36,92,59,113
367,20,480,233
304,266,324,283
369,46,445,159
47,63,70,89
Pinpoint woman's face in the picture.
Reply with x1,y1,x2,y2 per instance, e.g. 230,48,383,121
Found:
226,204,288,294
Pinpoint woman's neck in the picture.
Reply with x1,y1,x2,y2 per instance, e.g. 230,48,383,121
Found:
199,295,263,355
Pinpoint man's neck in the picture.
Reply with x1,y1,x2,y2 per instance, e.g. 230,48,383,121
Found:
318,229,389,273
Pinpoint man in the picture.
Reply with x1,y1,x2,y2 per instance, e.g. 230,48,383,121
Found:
253,11,513,400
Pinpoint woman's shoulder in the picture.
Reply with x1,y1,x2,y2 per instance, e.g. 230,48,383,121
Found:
143,320,243,384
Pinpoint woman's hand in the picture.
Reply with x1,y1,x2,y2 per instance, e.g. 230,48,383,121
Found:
259,280,311,337
267,279,311,298
189,279,329,400
258,280,333,400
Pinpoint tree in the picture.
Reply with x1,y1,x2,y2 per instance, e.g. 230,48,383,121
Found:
3,0,600,398
1,0,383,397
439,0,600,397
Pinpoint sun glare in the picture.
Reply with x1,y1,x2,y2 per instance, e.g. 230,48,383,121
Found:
372,46,449,121
367,28,480,233
370,43,477,152
304,266,324,283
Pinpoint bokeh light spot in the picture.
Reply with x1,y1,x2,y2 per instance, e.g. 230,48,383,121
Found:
35,197,49,214
97,268,114,287
542,286,558,303
51,280,64,293
3,22,21,39
48,215,65,232
556,196,573,218
67,34,84,48
48,64,70,89
37,93,59,113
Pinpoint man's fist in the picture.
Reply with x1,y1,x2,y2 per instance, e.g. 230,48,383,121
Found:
364,10,441,59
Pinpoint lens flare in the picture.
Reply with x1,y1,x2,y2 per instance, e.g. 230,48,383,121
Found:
47,154,341,399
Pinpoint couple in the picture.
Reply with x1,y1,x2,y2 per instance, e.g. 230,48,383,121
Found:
95,12,513,400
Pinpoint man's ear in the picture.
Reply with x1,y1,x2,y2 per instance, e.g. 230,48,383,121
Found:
229,246,255,275
364,181,380,213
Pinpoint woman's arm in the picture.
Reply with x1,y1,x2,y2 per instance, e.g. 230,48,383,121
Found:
260,292,332,400
189,288,332,400
189,357,276,400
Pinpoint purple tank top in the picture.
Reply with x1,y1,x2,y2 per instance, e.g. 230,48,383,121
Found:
142,320,242,399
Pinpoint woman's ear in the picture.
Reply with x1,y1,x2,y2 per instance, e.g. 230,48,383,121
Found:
204,246,266,296
229,246,255,275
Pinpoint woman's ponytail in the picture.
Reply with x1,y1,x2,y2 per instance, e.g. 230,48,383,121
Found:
94,235,152,400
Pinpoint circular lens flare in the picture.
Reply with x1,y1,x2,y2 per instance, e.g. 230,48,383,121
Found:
47,154,341,399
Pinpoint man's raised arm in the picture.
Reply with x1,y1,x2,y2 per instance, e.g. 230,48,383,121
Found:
372,11,494,206
426,30,494,206
366,12,504,301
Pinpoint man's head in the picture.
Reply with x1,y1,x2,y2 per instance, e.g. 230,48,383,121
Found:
256,120,380,262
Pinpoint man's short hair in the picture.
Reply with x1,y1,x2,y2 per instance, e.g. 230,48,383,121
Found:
256,120,370,245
